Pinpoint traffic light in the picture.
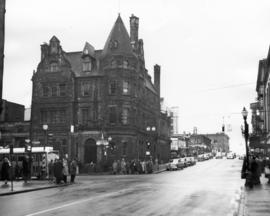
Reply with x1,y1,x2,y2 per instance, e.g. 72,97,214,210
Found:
25,145,31,153
109,142,116,151
222,124,225,132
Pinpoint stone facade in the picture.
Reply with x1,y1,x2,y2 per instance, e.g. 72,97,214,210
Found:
30,15,171,165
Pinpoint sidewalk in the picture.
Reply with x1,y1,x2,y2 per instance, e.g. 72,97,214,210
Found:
238,176,270,216
0,180,67,196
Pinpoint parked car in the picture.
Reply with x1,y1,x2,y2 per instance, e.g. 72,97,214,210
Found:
215,152,223,159
197,154,205,161
185,157,196,166
166,158,185,171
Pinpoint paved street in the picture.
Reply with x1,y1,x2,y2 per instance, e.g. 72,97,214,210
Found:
0,159,244,216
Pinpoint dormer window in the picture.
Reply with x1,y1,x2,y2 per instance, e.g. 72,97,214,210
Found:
50,63,58,72
83,61,92,72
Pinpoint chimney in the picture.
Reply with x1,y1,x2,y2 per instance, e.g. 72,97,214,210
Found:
154,64,160,96
129,14,139,45
41,43,49,60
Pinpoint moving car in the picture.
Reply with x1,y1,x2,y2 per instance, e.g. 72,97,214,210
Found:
166,158,185,171
226,152,235,159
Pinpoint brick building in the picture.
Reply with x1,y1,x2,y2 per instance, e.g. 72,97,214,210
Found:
30,14,171,166
204,133,230,153
0,100,29,148
0,100,25,122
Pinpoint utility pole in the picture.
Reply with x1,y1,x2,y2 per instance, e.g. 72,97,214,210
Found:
0,0,6,114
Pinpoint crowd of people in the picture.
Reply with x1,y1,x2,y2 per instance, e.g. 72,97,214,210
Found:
111,158,157,175
241,155,270,188
48,158,78,184
1,155,32,185
1,156,78,185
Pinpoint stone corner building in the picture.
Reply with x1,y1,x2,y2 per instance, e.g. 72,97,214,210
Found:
31,14,171,166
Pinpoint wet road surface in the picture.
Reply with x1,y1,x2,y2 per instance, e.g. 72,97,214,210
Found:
0,158,244,216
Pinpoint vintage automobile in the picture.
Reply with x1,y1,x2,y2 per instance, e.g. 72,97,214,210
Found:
166,158,185,171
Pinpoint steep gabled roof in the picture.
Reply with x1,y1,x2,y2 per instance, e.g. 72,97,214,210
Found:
82,42,95,57
102,14,134,57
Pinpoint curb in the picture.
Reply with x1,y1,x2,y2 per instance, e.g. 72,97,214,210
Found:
0,183,69,197
237,186,246,216
153,169,167,174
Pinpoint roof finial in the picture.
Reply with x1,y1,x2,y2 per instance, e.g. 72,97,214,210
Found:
118,0,121,15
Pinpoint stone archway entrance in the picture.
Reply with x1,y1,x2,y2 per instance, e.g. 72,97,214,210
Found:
84,138,97,163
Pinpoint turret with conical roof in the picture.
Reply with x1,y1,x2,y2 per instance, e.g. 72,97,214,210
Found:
102,14,134,57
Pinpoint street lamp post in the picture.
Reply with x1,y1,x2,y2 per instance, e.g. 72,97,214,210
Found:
42,124,48,151
241,107,249,169
146,126,156,158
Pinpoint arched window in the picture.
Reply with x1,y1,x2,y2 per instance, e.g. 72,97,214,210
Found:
123,81,130,95
123,60,128,69
111,59,117,68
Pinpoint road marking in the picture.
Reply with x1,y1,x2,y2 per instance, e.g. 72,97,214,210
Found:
25,188,132,216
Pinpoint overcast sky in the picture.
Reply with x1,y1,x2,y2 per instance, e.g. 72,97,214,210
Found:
3,0,270,153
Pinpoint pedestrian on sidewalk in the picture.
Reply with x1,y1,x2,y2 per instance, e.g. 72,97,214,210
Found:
112,160,117,175
54,159,63,184
120,158,126,174
1,157,11,185
70,158,77,183
48,160,54,183
22,155,31,183
62,158,69,184
251,156,261,186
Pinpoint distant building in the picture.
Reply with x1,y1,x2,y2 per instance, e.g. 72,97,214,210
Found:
249,50,270,155
189,134,212,151
168,107,179,135
204,133,230,153
0,121,30,147
0,100,29,147
0,100,25,122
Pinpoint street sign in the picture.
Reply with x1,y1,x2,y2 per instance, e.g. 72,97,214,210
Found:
32,141,40,145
